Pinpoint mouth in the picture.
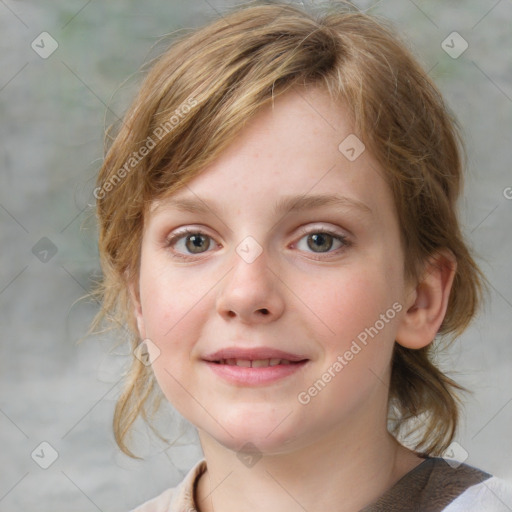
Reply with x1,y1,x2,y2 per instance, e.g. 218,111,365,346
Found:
203,348,310,386
211,358,305,367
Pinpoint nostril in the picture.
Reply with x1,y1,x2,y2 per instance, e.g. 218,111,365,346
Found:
225,309,269,318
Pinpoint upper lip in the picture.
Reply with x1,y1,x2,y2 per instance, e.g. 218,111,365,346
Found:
203,347,308,362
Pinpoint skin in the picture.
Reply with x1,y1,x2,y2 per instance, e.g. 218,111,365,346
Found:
130,86,456,512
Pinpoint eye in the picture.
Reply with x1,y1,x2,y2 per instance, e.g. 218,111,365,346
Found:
165,226,350,260
295,228,350,256
165,228,217,258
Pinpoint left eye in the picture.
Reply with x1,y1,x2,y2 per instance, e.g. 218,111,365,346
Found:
165,228,349,260
295,230,348,254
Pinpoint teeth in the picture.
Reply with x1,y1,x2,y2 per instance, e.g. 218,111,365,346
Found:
217,358,295,367
251,359,269,368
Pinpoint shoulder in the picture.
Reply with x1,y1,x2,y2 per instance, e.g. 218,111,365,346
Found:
442,475,512,512
363,456,510,512
129,459,207,512
130,487,175,512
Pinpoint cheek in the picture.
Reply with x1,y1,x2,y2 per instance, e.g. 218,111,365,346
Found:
138,259,213,341
292,261,401,391
140,272,207,415
138,260,214,399
295,270,399,416
295,265,396,338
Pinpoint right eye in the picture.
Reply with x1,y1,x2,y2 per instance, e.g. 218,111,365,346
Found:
165,228,218,259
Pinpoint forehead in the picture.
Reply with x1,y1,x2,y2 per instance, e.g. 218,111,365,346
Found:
149,86,392,221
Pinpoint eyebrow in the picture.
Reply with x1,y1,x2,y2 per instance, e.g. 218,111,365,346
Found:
272,194,372,216
153,193,372,217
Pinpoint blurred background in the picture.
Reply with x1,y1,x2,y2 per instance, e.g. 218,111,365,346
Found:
1,1,511,510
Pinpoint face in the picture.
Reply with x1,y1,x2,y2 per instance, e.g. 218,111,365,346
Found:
132,86,411,455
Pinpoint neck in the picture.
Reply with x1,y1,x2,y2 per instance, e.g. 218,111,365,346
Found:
195,421,422,512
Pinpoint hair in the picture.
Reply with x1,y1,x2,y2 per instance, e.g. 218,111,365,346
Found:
89,0,485,458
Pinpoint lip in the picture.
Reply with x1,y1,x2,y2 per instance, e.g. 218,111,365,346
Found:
203,347,308,362
202,347,309,386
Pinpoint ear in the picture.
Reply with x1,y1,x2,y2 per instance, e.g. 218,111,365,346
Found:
395,249,457,349
127,272,146,340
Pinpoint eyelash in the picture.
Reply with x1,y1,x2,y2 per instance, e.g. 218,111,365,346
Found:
165,227,351,261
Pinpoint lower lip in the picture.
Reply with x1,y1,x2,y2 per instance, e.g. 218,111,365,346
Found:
204,361,308,386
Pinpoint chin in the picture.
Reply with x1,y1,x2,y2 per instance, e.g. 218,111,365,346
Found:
198,407,307,455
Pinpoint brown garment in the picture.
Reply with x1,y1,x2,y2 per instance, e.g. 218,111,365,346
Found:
361,457,491,512
132,457,494,511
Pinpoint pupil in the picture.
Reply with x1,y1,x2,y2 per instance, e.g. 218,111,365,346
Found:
187,234,208,253
308,233,332,252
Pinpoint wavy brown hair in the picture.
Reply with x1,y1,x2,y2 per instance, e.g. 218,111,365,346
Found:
89,0,485,458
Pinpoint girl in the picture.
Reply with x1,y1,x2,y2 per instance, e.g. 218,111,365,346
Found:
92,2,512,510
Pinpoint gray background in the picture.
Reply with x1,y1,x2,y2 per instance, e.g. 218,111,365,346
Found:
1,1,511,510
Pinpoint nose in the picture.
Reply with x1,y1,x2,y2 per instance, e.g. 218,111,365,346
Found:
216,244,285,325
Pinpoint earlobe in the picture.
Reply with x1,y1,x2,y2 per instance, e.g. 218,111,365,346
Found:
395,250,457,349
